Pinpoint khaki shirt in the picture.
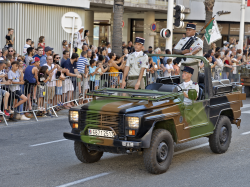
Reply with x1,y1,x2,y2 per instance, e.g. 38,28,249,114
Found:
178,80,199,104
174,37,203,64
126,51,148,77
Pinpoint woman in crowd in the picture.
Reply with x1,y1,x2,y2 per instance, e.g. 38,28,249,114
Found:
83,30,89,46
147,57,158,83
62,40,69,52
108,53,126,88
53,54,61,65
38,36,45,55
214,52,225,80
5,28,14,48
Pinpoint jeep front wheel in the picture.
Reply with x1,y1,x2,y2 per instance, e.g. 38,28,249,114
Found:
143,129,174,174
74,141,103,163
209,115,232,154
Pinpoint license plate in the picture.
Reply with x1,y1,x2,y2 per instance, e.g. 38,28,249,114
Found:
88,129,115,138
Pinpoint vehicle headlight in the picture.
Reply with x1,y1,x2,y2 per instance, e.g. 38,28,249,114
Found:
70,111,79,122
127,117,140,129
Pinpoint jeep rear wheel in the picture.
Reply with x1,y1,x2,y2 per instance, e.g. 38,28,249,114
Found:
143,129,174,174
74,141,103,163
209,115,232,154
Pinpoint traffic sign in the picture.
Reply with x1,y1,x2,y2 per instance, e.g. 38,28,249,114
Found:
61,12,82,34
151,23,157,32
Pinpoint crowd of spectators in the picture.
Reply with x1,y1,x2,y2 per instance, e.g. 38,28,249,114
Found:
1,27,250,123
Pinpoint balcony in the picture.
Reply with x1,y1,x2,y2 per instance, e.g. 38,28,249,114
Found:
90,0,190,13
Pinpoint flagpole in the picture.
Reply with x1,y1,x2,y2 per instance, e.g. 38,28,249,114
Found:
239,0,245,51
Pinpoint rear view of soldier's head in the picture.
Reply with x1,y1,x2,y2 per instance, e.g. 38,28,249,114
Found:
185,23,196,37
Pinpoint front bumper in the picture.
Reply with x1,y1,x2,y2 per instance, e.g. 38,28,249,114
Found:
63,132,142,148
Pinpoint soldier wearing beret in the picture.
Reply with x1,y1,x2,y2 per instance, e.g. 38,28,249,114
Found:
121,37,148,90
178,66,199,104
173,23,203,83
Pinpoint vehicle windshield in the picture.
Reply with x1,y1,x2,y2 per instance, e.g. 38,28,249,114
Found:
88,88,181,101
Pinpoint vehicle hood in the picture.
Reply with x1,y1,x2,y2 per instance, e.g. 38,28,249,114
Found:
81,98,181,113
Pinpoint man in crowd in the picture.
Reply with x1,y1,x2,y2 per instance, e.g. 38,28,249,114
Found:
61,50,70,67
2,48,8,60
122,37,148,90
33,47,44,60
148,46,153,54
61,53,82,108
0,61,11,117
122,42,126,49
25,47,34,65
24,57,40,111
127,41,135,54
23,38,31,55
0,49,3,60
40,46,53,66
43,55,59,107
76,26,85,56
82,44,88,52
87,49,92,62
208,49,216,64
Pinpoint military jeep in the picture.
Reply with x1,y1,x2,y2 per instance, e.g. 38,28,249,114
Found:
240,65,250,97
64,55,246,174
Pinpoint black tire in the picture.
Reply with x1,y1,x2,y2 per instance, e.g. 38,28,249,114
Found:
74,141,103,163
244,86,250,97
143,129,174,174
209,115,232,154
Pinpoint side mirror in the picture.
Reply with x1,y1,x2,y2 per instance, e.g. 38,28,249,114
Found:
188,89,197,101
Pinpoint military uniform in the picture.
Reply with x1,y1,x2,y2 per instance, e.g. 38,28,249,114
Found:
125,37,148,89
178,80,199,104
174,23,203,83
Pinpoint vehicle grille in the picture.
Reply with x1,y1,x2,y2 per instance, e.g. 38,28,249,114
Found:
79,110,125,136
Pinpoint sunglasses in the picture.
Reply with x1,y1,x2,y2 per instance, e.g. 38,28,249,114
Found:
56,57,61,59
0,51,2,53
9,51,14,52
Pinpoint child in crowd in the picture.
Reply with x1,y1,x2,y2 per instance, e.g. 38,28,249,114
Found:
164,58,174,77
147,57,158,83
89,59,98,92
55,70,66,109
95,61,104,90
38,36,45,55
62,40,69,52
173,60,180,75
83,65,89,102
8,61,28,121
38,66,52,112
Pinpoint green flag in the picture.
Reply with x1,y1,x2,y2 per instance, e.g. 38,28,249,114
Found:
205,19,222,45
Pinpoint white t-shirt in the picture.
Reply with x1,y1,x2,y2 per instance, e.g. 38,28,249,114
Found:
43,63,57,87
23,44,30,55
107,47,112,54
164,64,173,77
8,70,21,92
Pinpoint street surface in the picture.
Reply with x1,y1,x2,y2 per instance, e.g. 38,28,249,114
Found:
1,99,250,187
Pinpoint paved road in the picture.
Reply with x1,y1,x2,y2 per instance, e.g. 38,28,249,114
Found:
1,99,250,187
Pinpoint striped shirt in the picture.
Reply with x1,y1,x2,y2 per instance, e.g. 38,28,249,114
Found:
77,56,89,74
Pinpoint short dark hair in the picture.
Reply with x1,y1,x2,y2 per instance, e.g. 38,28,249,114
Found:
204,53,211,59
27,47,34,55
26,38,31,42
63,50,69,55
0,61,4,66
208,49,213,55
71,53,79,60
98,55,104,61
37,47,43,51
165,49,171,54
6,54,13,60
11,61,19,66
106,42,110,46
81,51,87,57
215,47,220,52
89,59,95,66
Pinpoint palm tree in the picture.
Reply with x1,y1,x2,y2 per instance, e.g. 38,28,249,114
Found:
204,0,215,53
112,0,124,56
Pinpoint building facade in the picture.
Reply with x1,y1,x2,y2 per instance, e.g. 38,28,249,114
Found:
0,0,90,54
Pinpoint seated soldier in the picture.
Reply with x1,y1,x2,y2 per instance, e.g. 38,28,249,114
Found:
178,66,199,104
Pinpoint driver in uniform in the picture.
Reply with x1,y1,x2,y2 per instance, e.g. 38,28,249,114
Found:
173,23,203,83
178,66,199,104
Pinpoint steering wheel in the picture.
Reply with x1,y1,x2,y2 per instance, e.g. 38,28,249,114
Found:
173,83,183,92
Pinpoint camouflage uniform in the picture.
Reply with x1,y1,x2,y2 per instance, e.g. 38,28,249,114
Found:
125,51,148,89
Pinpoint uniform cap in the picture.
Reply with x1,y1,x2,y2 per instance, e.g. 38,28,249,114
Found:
181,66,194,74
135,37,145,45
186,23,196,30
